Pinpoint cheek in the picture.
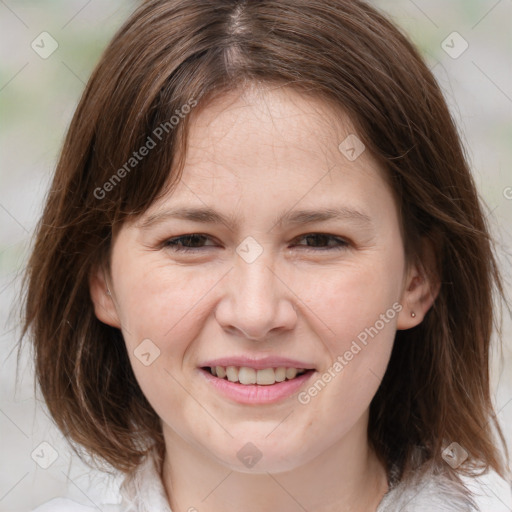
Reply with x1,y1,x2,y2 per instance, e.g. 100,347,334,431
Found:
293,250,403,414
297,247,404,418
114,259,218,344
303,252,404,350
111,259,219,418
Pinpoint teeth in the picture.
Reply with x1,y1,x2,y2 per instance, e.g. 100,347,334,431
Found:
238,367,257,385
256,368,276,385
208,366,308,385
274,367,286,382
285,368,297,380
226,366,238,383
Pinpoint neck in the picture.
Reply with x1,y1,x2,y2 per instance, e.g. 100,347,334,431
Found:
161,415,389,512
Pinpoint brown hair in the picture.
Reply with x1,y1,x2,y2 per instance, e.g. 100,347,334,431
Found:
21,0,509,480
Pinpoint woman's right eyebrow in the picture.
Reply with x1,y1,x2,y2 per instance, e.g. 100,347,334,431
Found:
137,205,373,232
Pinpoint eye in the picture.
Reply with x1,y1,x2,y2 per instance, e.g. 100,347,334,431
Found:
162,233,350,253
163,234,217,252
292,233,350,251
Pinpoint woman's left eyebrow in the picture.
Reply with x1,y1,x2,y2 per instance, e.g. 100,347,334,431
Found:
137,205,373,231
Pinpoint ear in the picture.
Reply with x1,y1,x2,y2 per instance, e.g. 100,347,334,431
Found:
88,265,122,328
396,237,441,330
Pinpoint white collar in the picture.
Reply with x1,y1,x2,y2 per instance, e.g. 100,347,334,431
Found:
119,449,172,512
112,448,511,512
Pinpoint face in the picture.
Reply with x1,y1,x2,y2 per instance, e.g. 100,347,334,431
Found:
91,84,426,474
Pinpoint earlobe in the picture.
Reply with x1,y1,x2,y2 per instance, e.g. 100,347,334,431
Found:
397,269,437,329
397,241,441,330
88,266,122,328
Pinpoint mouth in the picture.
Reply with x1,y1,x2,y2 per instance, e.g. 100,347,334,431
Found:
198,365,316,404
201,365,313,386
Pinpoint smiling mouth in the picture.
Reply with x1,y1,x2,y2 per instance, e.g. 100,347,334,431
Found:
202,366,312,386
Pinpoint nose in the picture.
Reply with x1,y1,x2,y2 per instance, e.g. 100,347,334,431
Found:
214,254,298,341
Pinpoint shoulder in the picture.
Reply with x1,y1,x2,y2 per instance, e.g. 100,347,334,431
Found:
31,448,169,512
460,469,512,511
377,465,512,512
32,465,126,511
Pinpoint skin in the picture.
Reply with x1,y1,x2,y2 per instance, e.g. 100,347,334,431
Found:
90,83,437,512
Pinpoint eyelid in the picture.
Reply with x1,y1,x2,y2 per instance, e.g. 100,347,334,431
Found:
162,233,217,251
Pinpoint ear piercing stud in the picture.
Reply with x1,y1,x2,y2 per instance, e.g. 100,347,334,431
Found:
411,311,416,318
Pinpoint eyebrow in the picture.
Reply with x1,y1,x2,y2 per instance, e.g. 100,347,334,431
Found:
137,205,372,231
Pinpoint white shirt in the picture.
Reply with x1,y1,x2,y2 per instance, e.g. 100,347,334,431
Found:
32,450,512,512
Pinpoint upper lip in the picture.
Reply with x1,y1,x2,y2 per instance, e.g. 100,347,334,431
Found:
200,356,315,370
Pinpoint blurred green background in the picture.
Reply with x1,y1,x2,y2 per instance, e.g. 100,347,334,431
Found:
1,1,511,510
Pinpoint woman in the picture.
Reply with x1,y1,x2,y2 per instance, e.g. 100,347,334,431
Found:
23,0,511,510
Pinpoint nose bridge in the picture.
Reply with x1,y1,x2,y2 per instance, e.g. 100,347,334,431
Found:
215,245,296,340
234,235,277,296
234,248,278,317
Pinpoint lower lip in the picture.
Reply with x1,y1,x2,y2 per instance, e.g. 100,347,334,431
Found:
199,368,316,404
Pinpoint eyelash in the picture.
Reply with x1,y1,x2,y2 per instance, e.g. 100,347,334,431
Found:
162,233,350,253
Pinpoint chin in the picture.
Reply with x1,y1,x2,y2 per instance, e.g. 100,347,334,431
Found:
210,437,312,474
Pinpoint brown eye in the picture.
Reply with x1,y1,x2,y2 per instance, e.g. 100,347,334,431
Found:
164,234,216,251
293,234,349,251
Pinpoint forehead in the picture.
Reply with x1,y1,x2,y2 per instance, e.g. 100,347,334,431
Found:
132,84,397,231
184,84,362,172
